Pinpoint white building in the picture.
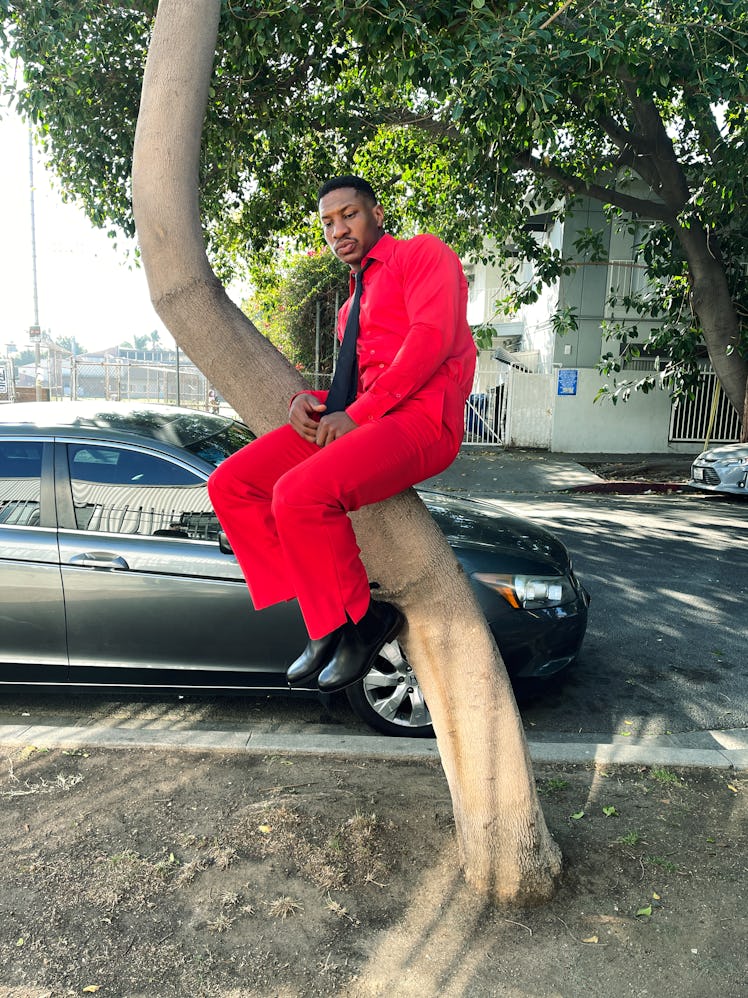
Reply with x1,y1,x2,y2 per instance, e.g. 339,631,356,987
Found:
464,200,741,453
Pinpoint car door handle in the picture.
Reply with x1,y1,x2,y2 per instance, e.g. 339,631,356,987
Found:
68,552,130,570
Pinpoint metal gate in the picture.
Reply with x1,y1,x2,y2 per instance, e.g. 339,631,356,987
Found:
462,353,509,446
669,369,742,445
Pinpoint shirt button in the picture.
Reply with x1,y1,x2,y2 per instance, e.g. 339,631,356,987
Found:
370,349,375,354
378,363,384,369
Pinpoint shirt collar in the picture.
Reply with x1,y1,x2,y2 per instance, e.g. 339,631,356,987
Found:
362,232,395,266
348,233,394,290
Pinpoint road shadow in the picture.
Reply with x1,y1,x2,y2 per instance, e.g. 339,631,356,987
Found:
509,493,748,738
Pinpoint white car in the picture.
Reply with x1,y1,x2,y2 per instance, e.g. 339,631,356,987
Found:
689,442,748,495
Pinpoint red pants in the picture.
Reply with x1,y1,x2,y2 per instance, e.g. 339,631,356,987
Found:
207,393,463,639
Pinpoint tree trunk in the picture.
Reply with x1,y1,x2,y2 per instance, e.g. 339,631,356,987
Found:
675,221,748,427
132,0,562,904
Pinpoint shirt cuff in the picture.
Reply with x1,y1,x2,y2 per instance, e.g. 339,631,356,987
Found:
346,390,397,424
289,389,328,408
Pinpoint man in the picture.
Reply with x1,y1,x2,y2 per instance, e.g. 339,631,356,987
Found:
208,176,476,694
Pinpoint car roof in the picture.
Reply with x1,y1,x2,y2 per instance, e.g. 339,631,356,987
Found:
0,401,236,449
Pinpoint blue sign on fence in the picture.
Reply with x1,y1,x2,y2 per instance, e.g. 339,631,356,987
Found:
557,368,578,396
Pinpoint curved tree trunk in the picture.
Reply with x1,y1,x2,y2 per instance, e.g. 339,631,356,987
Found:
675,222,748,427
132,0,561,904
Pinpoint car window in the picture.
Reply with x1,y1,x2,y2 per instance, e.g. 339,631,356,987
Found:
67,443,221,540
0,440,42,527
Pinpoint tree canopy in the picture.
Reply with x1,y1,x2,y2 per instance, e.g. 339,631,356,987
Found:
2,0,746,425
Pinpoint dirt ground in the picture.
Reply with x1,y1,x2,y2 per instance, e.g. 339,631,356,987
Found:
0,746,745,998
581,455,694,484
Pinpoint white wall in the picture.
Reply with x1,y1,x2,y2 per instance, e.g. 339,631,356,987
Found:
550,368,680,452
506,367,695,453
474,349,503,393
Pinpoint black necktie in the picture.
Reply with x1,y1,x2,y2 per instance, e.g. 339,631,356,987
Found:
326,260,372,413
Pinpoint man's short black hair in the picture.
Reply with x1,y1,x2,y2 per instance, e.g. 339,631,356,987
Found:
318,175,378,205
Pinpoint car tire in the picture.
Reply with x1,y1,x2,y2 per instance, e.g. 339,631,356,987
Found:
345,639,434,738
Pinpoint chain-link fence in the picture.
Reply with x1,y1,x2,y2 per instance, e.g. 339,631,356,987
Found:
68,357,211,408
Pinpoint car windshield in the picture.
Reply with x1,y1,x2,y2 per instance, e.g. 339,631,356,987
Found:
180,418,255,467
71,408,255,469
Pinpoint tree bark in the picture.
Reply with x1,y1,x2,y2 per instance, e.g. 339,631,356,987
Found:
674,222,748,423
132,0,562,904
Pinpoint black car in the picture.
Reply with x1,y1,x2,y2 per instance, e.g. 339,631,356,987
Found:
0,402,589,736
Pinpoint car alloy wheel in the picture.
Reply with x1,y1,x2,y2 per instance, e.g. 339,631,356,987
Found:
345,640,434,737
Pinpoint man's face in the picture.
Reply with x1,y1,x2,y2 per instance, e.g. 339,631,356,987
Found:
319,187,384,271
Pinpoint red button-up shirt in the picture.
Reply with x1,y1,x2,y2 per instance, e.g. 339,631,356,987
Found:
336,233,476,425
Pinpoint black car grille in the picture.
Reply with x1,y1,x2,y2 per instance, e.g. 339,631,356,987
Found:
702,467,720,485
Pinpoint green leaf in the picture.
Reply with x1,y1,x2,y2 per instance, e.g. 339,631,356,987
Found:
602,806,619,817
5,0,744,417
571,811,585,820
636,905,653,918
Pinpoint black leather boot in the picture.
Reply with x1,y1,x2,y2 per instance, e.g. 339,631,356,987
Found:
286,627,343,687
317,601,405,694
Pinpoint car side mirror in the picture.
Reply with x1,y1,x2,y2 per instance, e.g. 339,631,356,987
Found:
218,530,234,555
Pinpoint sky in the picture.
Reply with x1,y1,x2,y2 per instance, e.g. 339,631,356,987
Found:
0,105,176,356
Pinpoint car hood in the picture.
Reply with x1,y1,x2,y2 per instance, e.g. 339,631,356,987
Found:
418,489,570,573
695,443,748,463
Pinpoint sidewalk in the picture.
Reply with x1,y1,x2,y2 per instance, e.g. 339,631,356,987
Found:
420,446,695,496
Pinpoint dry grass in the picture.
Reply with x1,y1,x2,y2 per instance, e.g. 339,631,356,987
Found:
266,895,304,919
225,801,389,894
1,757,84,797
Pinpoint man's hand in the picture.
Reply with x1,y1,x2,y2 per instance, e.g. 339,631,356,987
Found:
315,411,358,447
289,393,327,442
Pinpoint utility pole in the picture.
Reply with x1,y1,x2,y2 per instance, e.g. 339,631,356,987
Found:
28,125,42,400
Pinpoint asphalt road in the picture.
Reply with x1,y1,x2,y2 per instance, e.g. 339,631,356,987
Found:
500,491,748,740
0,491,745,743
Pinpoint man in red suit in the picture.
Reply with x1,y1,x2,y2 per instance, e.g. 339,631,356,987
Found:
208,176,476,693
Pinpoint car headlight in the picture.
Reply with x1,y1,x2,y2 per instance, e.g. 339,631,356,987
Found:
472,572,575,609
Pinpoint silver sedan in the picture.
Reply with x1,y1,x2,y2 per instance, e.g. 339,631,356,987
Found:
689,442,748,495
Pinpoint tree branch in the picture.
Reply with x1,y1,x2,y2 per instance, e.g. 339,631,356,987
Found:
566,95,663,189
353,102,674,223
514,152,674,222
617,75,692,208
349,103,464,142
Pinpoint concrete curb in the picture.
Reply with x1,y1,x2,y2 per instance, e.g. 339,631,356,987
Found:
0,723,744,771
